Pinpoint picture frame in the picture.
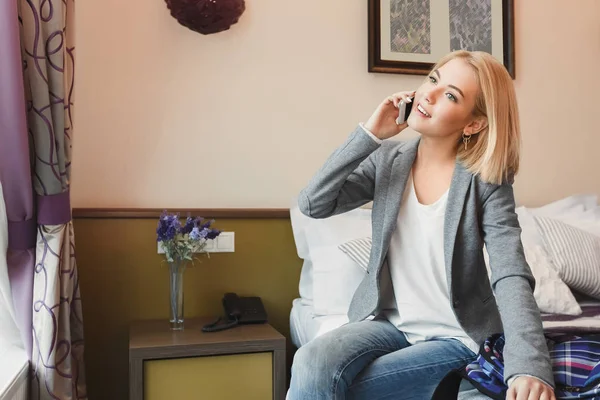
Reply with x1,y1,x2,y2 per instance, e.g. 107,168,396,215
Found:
368,0,515,78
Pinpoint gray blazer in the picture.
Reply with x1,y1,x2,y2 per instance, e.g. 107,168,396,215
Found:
298,127,554,386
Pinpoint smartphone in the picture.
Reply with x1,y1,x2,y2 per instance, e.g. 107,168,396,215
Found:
396,97,414,125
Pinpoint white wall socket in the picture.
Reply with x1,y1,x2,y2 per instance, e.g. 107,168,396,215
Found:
157,231,235,254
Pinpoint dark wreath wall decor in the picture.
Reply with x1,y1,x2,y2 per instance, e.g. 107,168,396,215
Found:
165,0,246,35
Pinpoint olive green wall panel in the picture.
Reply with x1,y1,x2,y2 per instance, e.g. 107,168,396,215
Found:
73,217,301,400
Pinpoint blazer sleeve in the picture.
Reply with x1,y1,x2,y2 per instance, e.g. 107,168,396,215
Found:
297,126,381,219
480,183,555,387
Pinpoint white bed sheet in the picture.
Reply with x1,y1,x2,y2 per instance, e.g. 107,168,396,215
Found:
289,298,348,348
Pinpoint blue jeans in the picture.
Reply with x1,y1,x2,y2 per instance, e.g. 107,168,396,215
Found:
288,317,476,400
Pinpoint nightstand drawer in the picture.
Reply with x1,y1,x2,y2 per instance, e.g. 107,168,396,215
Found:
144,352,273,400
130,318,286,400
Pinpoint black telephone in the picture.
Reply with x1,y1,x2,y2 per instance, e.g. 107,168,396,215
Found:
202,292,268,332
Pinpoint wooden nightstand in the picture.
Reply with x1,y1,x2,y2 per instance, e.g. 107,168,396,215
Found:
129,318,286,400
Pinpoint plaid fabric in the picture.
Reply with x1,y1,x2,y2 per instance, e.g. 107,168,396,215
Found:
464,333,600,399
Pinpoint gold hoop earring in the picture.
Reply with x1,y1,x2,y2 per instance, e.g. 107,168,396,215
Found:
462,133,471,150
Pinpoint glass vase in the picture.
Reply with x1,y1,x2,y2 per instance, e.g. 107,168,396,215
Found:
168,260,186,330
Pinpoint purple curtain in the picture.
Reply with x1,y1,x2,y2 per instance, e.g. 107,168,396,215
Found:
0,0,36,359
1,0,87,398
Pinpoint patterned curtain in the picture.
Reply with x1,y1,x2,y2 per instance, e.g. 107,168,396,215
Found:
19,0,87,396
0,0,87,398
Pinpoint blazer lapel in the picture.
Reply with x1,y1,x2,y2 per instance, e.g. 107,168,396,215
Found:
443,161,472,292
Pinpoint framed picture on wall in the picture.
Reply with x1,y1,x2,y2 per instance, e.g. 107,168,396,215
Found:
368,0,515,78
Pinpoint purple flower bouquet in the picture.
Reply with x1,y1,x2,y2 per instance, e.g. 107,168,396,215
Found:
157,211,221,263
156,211,221,330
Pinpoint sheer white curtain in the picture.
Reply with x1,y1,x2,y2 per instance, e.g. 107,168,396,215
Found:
0,182,23,351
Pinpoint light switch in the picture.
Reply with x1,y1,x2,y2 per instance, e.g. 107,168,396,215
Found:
216,232,235,252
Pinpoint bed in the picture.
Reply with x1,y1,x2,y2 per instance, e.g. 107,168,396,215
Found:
288,194,600,399
289,298,600,400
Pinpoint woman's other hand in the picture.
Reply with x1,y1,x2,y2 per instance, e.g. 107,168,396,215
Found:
507,376,556,400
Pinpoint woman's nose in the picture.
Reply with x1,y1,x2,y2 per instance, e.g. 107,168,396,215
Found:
423,92,433,104
422,88,440,104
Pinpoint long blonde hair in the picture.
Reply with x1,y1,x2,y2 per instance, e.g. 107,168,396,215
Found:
430,50,520,185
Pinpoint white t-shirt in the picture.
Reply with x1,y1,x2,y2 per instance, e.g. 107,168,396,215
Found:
382,173,479,353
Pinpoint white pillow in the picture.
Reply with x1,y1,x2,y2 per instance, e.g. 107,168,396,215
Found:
290,198,314,305
523,194,598,215
305,208,371,315
534,215,600,300
311,246,366,315
289,197,311,259
551,207,600,237
516,194,598,250
520,244,582,315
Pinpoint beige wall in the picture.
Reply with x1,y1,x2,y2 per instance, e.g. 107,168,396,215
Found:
72,0,600,209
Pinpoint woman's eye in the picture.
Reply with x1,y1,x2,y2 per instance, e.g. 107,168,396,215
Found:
446,93,457,102
428,76,437,84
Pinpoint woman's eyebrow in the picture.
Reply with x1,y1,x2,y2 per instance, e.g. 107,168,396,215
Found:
433,69,465,98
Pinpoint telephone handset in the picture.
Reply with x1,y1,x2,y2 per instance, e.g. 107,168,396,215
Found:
202,292,268,333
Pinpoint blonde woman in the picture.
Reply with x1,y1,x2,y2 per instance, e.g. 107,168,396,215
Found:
290,51,555,400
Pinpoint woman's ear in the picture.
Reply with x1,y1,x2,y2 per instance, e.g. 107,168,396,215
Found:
464,116,488,135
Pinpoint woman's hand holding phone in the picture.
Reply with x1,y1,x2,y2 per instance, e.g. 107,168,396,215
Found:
364,91,416,140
